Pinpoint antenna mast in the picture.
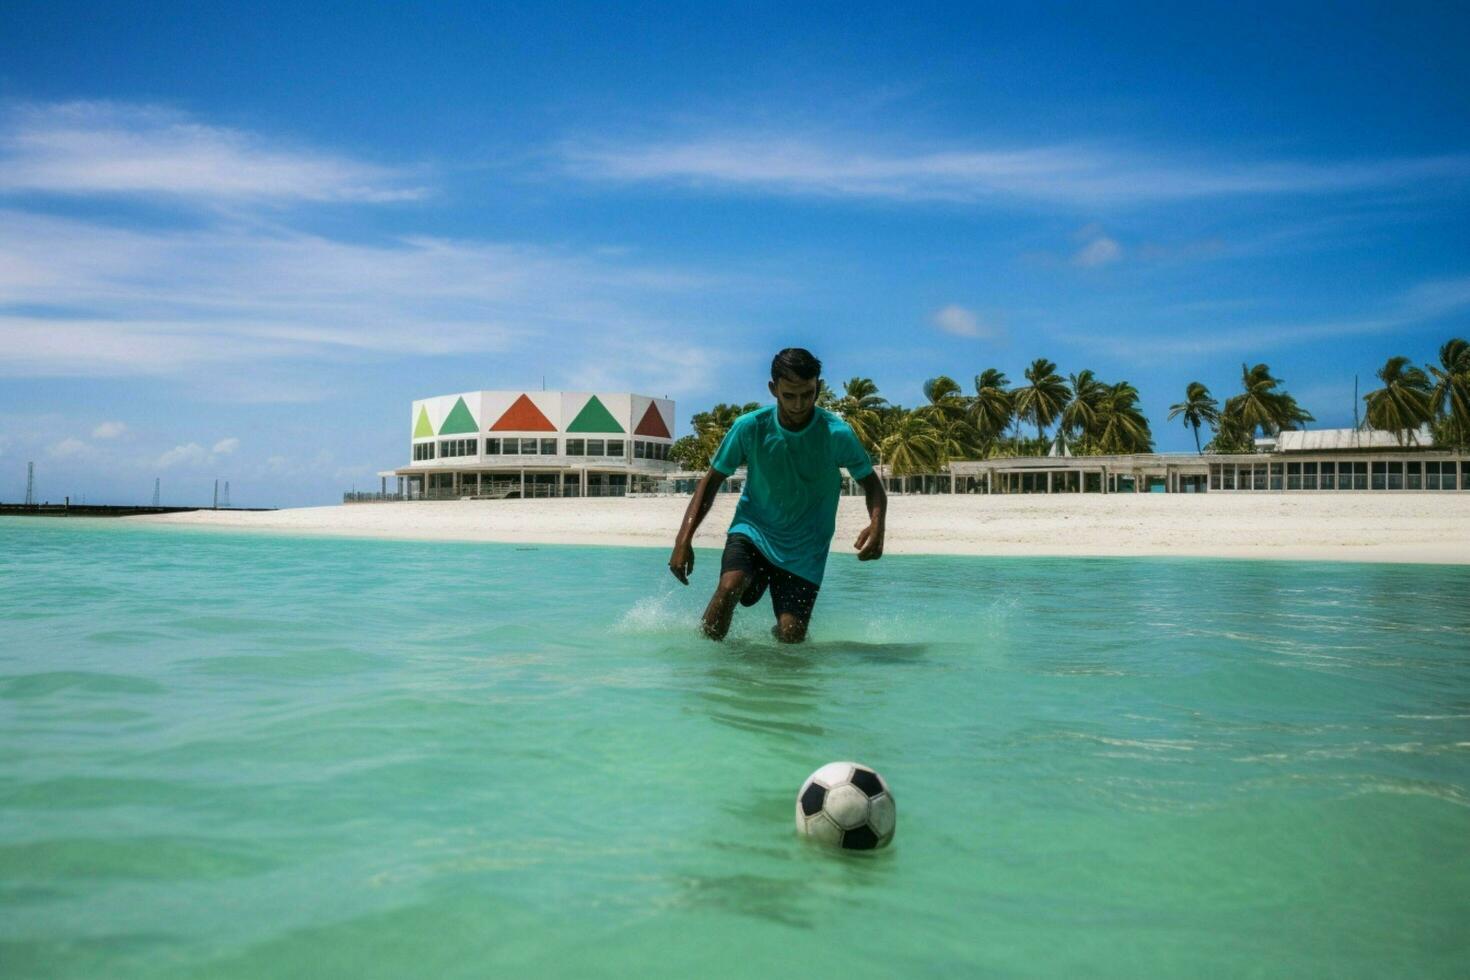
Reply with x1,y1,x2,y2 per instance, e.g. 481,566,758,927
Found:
25,461,35,506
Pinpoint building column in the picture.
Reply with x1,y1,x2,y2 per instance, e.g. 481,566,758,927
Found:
1046,471,1053,494
520,469,525,498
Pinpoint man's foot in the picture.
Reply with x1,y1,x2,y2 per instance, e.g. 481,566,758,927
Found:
739,567,770,607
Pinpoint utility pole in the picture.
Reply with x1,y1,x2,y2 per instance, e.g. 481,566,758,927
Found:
25,462,34,506
152,478,160,507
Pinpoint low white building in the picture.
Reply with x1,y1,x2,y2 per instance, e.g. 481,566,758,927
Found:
376,390,678,499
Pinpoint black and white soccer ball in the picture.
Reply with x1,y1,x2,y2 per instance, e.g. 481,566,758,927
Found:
795,761,896,850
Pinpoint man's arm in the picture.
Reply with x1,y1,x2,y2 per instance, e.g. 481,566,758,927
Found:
853,470,887,561
669,469,728,584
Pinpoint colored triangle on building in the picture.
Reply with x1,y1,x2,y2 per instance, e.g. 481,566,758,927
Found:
439,397,478,434
567,395,625,433
634,402,671,438
413,405,434,438
490,394,557,432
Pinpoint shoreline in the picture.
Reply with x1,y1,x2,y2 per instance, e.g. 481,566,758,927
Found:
120,494,1470,565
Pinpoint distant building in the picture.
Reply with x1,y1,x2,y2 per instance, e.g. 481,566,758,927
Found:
379,390,677,499
945,428,1468,494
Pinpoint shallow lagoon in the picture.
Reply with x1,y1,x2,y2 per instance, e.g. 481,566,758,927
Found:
2,517,1468,978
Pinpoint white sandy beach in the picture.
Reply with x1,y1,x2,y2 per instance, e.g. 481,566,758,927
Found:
129,493,1470,564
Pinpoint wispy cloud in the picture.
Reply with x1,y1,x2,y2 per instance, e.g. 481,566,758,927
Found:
561,132,1470,207
930,303,1002,339
1072,234,1123,268
47,437,89,459
0,210,731,394
0,101,425,204
1058,276,1470,359
212,437,239,455
91,420,127,439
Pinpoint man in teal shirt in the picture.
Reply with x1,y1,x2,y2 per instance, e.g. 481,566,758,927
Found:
669,349,888,642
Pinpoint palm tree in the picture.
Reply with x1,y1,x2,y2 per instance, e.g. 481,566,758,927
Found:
1428,338,1470,449
1060,369,1108,454
879,411,942,488
1013,358,1070,443
1224,363,1314,439
1168,381,1221,454
832,377,886,454
968,369,1014,453
920,375,968,422
1094,381,1154,454
1364,355,1433,442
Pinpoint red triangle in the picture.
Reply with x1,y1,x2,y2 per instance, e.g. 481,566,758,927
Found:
634,402,671,438
490,394,557,432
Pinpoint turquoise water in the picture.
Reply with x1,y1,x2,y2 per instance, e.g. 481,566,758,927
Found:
2,517,1468,979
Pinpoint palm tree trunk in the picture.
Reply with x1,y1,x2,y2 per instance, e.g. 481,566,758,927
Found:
1193,425,1201,454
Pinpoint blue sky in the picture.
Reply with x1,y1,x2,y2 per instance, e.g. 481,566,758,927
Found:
1,1,1467,506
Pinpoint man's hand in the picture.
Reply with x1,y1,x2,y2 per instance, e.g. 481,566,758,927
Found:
669,539,695,584
854,521,884,561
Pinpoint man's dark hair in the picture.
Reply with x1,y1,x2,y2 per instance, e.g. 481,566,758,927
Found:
771,348,822,383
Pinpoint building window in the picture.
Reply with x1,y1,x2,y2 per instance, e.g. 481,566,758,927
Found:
587,439,605,456
1287,462,1302,490
1269,462,1283,491
520,438,538,455
413,442,435,461
1302,461,1317,490
634,441,646,459
1387,462,1403,490
438,438,476,458
1426,461,1442,490
541,438,557,455
1371,461,1387,490
566,439,585,456
1405,460,1422,490
484,438,500,455
607,440,624,457
1320,461,1335,490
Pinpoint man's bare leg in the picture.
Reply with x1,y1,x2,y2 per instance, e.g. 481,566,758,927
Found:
701,570,750,640
773,611,809,644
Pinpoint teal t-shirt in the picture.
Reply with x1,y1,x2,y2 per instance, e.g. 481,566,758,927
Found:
710,406,874,586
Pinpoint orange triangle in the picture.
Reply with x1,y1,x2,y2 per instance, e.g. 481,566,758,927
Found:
490,394,557,432
634,402,671,438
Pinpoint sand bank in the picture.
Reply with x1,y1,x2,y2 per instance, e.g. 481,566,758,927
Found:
128,493,1470,564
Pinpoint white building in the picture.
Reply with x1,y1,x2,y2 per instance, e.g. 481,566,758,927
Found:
378,390,678,499
947,428,1467,494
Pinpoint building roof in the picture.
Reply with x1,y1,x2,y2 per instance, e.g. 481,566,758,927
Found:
1274,427,1433,452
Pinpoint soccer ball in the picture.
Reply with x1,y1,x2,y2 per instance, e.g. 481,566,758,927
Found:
795,761,896,850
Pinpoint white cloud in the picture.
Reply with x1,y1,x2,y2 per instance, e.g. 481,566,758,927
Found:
0,101,424,204
47,437,89,458
1073,236,1122,268
562,132,1470,206
930,304,1002,339
212,437,239,455
92,420,127,439
156,442,210,469
0,210,729,392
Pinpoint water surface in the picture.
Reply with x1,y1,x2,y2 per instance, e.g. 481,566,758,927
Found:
2,518,1467,978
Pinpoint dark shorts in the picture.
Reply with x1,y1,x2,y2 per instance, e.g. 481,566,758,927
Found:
720,533,820,621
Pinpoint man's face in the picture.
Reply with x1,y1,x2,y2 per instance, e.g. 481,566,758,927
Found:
769,375,819,425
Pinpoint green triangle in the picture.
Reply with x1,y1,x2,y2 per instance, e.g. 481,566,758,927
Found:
567,395,624,433
413,405,434,438
439,397,477,435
